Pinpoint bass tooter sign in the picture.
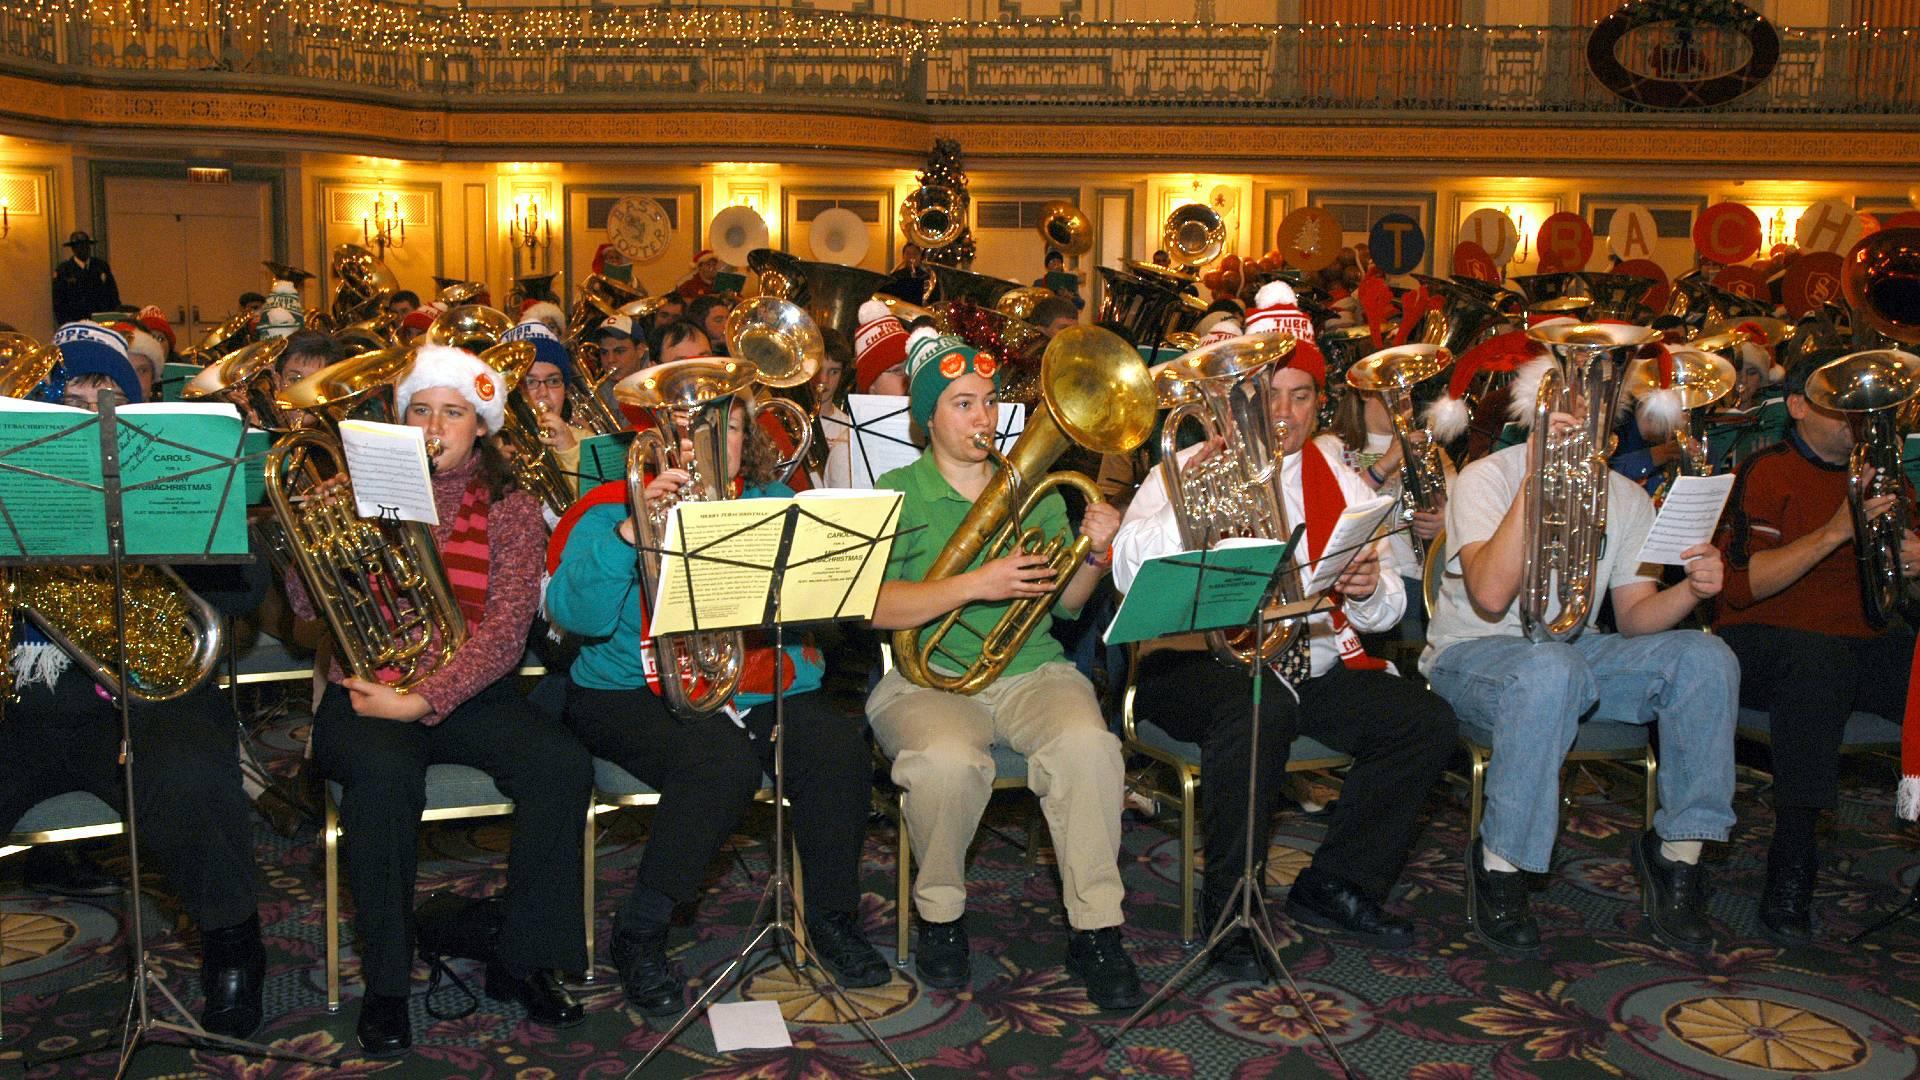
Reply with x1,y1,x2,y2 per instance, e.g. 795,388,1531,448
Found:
1586,0,1779,110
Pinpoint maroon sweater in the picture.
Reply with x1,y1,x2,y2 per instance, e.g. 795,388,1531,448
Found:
1714,431,1877,639
287,454,547,722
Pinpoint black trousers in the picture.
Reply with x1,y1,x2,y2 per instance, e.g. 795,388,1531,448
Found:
0,665,258,932
1133,650,1456,904
1718,622,1913,810
565,682,872,920
311,679,592,995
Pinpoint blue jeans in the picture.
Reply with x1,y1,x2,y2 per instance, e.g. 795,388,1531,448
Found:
1426,630,1738,874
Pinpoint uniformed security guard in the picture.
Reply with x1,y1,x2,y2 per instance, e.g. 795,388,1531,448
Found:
53,231,121,326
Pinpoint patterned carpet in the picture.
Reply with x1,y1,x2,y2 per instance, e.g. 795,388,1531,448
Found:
4,700,1919,1080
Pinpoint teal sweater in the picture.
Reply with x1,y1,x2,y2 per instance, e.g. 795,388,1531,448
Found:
547,484,822,709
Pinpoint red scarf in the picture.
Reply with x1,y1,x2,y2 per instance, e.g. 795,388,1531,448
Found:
438,476,493,628
1902,641,1919,820
1300,442,1389,672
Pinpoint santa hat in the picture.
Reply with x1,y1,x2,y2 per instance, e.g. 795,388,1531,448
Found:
853,299,910,393
520,300,566,335
1631,346,1723,438
136,305,175,350
400,304,442,339
396,344,507,434
1731,320,1785,382
692,248,717,267
905,328,999,428
126,327,166,371
1243,281,1316,342
1192,310,1240,340
256,279,305,341
51,321,144,405
1424,329,1548,441
1286,339,1327,388
502,320,573,380
1201,318,1244,346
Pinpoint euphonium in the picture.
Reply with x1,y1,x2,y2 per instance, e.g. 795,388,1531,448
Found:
183,338,292,431
478,340,578,517
329,242,399,326
1152,332,1306,666
1803,348,1920,628
1036,200,1092,257
900,184,968,250
724,297,820,483
893,326,1157,694
1625,346,1736,497
1346,344,1455,565
1520,322,1663,642
265,428,468,690
178,310,256,366
618,359,757,718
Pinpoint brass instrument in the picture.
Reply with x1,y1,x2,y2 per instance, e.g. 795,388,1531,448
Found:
724,297,821,483
179,310,257,365
0,333,58,399
566,273,646,346
900,184,968,250
618,359,758,718
1804,348,1920,629
1037,201,1092,257
1627,347,1736,500
436,281,487,307
893,326,1157,694
1346,344,1455,565
277,346,413,429
1577,272,1660,322
334,313,400,357
1412,275,1513,356
426,304,515,352
183,338,292,430
266,427,468,691
1162,203,1227,269
0,566,227,703
1663,272,1772,328
745,249,895,344
1510,272,1591,308
925,263,1021,310
1843,227,1920,348
479,340,577,517
1152,332,1307,666
1096,265,1189,348
1520,322,1662,642
329,243,399,326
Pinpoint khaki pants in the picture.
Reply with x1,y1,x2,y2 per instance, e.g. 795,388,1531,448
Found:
867,661,1126,929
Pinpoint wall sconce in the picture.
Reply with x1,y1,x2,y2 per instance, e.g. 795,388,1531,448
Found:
510,192,554,274
363,189,405,257
1,195,9,240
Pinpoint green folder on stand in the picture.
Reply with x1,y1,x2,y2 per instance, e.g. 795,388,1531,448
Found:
576,431,637,488
1103,528,1303,647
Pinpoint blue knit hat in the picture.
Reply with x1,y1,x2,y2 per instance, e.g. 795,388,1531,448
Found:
502,319,574,381
905,328,1000,428
52,321,144,405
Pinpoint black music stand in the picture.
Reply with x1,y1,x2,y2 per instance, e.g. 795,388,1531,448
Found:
1101,524,1381,1080
624,493,920,1078
828,396,1023,489
0,393,330,1076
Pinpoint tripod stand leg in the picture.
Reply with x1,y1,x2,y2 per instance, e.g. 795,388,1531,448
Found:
1847,877,1920,943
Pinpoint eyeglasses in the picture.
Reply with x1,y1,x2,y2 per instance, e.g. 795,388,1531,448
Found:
524,375,567,390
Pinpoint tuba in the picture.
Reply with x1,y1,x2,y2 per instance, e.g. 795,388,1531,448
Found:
329,243,399,327
0,333,58,399
724,297,822,483
1803,348,1920,629
1037,200,1092,257
1842,227,1920,349
892,326,1157,694
183,338,292,431
179,311,257,366
1520,322,1663,642
1152,332,1307,666
1412,275,1514,357
1346,344,1455,566
480,340,578,517
618,359,758,718
1627,346,1736,501
900,184,968,251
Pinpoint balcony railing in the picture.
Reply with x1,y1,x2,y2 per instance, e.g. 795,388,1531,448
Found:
2,4,1915,119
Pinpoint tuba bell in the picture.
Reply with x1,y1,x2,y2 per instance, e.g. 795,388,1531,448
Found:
892,326,1158,694
1345,343,1455,567
618,359,759,718
1163,203,1227,270
1803,347,1920,628
900,184,968,251
328,243,399,326
724,297,822,484
1036,201,1092,257
1626,346,1736,501
183,337,292,431
1519,322,1663,642
426,304,515,352
1842,227,1920,348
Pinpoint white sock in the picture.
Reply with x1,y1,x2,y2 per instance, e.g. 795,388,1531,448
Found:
1660,839,1702,865
1481,846,1519,873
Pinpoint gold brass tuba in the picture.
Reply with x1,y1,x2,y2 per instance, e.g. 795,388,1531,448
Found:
724,297,821,484
1152,332,1307,666
1162,203,1226,270
1037,200,1092,257
329,243,399,326
0,333,59,399
1804,348,1920,629
1345,344,1455,566
900,184,968,250
184,338,292,431
892,326,1158,694
618,359,758,718
480,340,578,517
1520,322,1663,642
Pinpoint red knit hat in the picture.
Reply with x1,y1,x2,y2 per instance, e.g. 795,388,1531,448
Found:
1284,339,1327,388
1243,281,1316,342
853,299,909,392
137,305,175,350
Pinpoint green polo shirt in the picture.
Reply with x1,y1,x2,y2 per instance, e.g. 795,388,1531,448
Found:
879,449,1071,678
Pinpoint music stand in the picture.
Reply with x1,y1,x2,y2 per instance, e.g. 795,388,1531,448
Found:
0,393,330,1076
1099,525,1364,1080
625,492,919,1078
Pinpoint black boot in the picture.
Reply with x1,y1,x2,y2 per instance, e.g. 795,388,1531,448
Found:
1630,830,1714,953
913,916,971,989
1285,866,1416,950
805,910,890,989
1469,839,1541,958
199,914,265,1040
1064,926,1144,1011
1758,852,1817,946
610,921,683,1017
355,992,411,1057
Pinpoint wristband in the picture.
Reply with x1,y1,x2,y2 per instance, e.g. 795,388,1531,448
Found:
1085,546,1113,568
1366,465,1385,486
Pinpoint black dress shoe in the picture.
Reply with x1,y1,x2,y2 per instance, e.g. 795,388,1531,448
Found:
1758,854,1817,946
199,914,265,1040
1285,866,1415,950
1630,830,1714,953
913,917,971,989
1469,839,1541,958
1065,926,1144,1011
1201,895,1267,981
806,910,890,989
355,992,411,1058
610,925,684,1017
484,964,585,1027
22,845,121,898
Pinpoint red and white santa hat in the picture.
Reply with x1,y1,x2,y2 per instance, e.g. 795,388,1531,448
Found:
1423,327,1553,441
1192,310,1242,344
692,248,717,267
1630,345,1727,439
136,305,176,351
1243,281,1316,342
1730,319,1785,383
853,299,910,393
519,299,566,335
396,344,507,434
125,326,167,370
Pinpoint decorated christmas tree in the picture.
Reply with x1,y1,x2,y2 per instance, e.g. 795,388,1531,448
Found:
918,138,975,267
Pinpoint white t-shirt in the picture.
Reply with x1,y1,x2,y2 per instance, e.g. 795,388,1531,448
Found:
1419,442,1658,675
810,403,855,489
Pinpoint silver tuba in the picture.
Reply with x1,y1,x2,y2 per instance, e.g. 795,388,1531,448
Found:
1345,344,1455,566
1519,322,1663,642
1803,348,1920,629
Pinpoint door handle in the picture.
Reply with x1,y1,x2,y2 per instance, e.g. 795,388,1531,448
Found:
176,306,187,326
191,305,202,323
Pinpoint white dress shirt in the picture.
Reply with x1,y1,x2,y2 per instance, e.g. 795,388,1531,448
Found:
1112,440,1406,678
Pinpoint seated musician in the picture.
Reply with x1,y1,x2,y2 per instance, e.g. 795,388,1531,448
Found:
1114,345,1454,974
292,345,592,1056
0,323,272,1039
865,330,1143,1010
1712,355,1919,945
547,393,888,1015
1324,382,1448,642
588,312,650,385
1421,355,1738,958
503,320,594,494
